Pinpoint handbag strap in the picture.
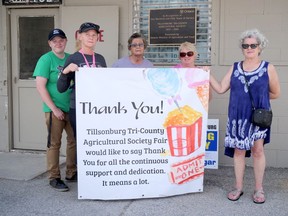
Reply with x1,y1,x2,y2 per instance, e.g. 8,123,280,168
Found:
241,62,256,110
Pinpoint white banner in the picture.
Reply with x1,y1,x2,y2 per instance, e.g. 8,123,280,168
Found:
76,68,209,200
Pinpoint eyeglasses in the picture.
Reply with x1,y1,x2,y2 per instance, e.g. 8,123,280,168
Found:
179,51,194,58
130,43,145,48
241,44,259,49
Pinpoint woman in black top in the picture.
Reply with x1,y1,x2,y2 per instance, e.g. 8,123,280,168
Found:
57,22,107,138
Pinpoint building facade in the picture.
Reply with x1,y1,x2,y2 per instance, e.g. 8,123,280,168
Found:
0,0,287,167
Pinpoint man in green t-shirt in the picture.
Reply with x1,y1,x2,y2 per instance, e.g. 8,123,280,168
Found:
33,28,77,192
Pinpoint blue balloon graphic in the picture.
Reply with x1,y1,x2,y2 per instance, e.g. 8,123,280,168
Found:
146,68,180,98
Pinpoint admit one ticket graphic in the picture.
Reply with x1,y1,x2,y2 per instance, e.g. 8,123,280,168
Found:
163,105,205,185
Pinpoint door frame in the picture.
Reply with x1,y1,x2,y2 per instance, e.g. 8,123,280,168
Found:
10,8,59,150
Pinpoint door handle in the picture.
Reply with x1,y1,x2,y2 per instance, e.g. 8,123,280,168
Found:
14,76,18,84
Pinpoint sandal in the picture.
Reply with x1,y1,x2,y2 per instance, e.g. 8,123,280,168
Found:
227,189,244,201
253,189,265,204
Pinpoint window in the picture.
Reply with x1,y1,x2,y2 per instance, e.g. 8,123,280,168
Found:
19,17,53,79
132,0,212,66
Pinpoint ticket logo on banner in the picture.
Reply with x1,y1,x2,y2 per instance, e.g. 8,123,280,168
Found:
76,68,209,200
205,119,219,169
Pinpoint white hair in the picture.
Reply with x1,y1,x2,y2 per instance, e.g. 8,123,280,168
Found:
239,29,268,53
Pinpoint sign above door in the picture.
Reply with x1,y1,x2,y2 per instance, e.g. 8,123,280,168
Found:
2,0,61,5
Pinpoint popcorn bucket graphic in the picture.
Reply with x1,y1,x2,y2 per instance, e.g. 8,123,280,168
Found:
163,105,203,157
166,117,202,156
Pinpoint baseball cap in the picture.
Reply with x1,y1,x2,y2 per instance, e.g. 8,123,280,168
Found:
48,28,67,41
79,22,100,33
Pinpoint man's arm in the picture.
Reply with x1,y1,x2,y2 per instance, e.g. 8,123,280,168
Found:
35,76,64,120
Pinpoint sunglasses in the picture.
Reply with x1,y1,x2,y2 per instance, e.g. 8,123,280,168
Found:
130,43,145,48
179,51,194,57
241,44,259,49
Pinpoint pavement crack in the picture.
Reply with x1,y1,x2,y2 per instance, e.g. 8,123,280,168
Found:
119,200,134,216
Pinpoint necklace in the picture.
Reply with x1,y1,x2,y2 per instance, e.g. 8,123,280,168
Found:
79,49,96,67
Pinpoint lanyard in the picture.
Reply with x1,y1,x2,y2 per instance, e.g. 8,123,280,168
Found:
79,49,96,67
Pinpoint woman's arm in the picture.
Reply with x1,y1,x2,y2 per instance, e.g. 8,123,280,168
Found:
209,66,233,94
57,73,71,93
57,63,78,93
268,64,280,99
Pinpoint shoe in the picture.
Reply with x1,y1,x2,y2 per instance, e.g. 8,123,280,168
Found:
65,173,77,182
49,178,69,192
253,189,265,204
227,189,243,201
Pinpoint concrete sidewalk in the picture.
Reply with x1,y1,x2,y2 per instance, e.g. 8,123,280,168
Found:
0,151,287,216
0,151,65,180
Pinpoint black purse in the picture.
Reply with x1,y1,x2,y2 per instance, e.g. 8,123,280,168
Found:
251,108,272,128
242,65,272,128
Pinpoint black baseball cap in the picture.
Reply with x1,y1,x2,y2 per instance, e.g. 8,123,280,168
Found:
48,28,67,41
79,22,100,33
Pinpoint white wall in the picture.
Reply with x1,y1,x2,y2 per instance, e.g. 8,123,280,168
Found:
64,0,132,60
